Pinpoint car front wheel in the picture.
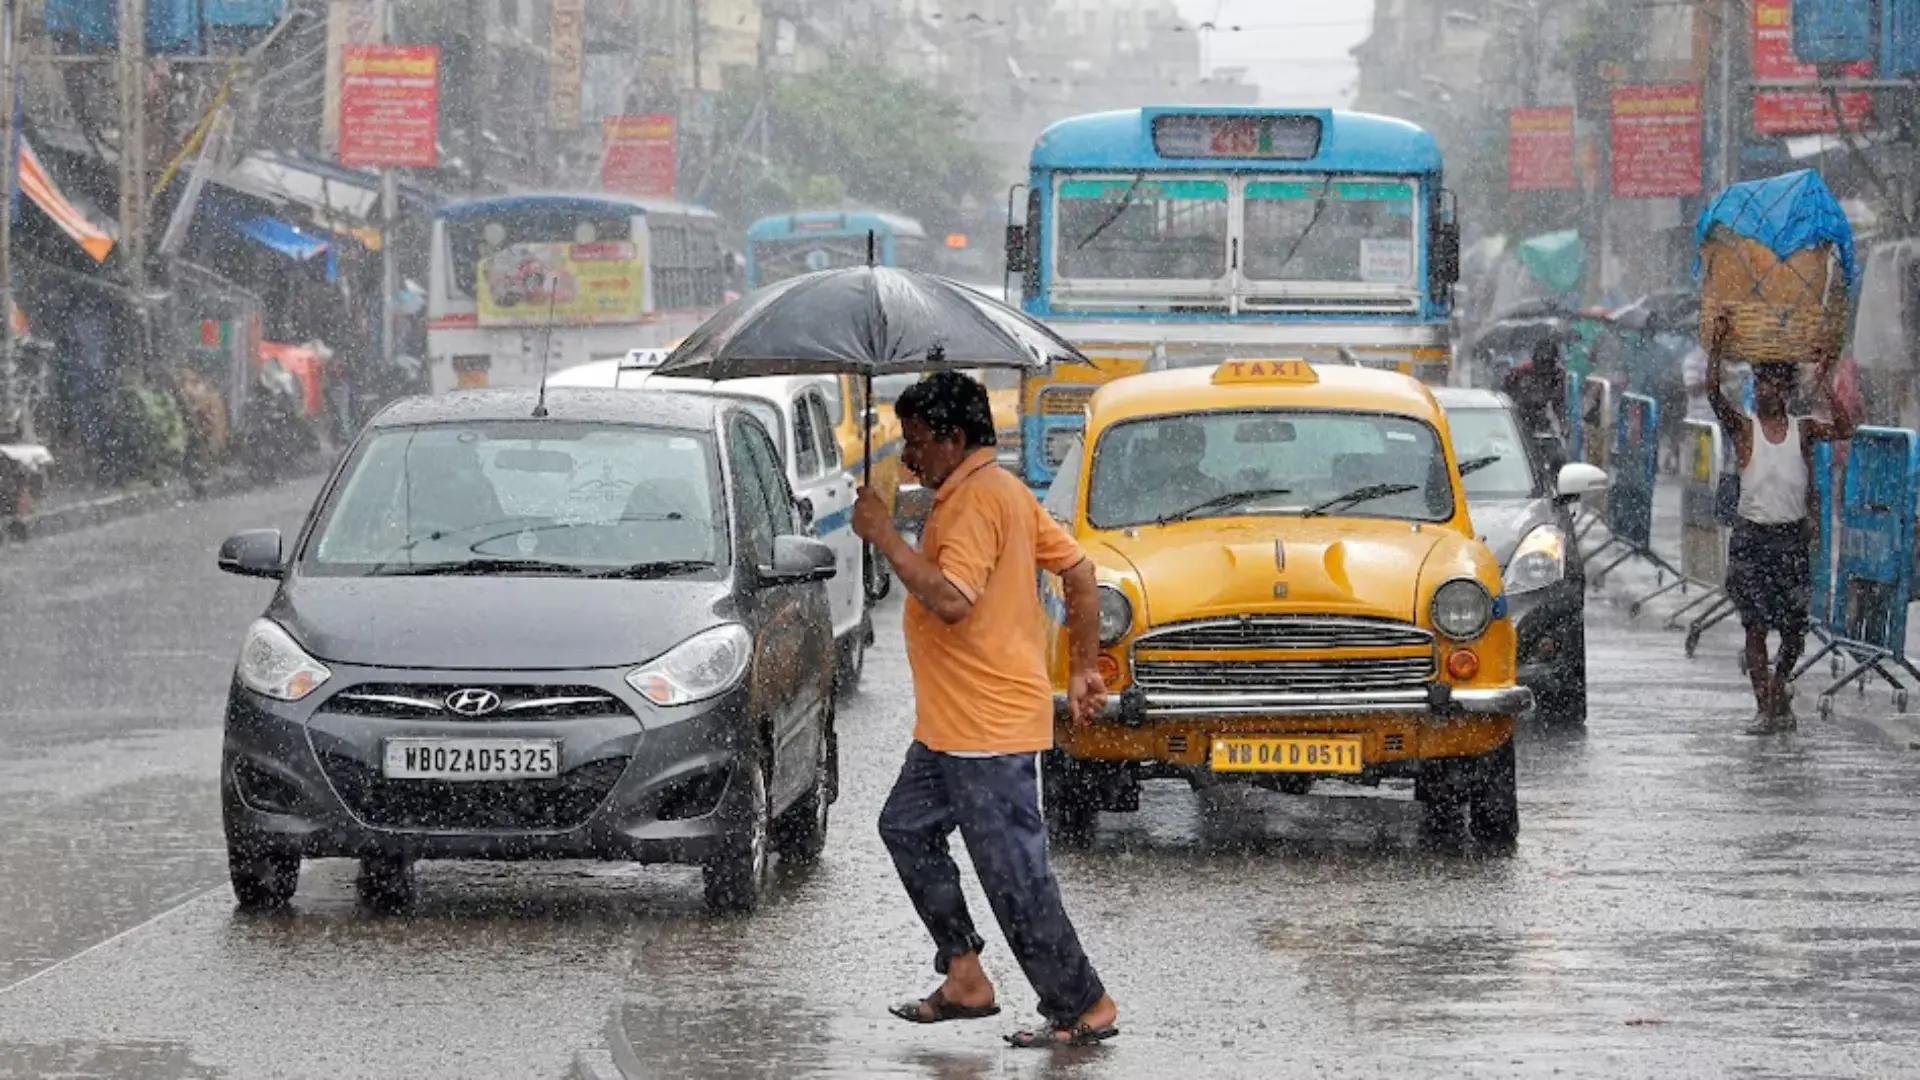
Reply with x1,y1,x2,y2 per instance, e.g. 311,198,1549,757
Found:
227,839,300,910
1466,739,1520,846
703,759,771,914
1042,752,1099,847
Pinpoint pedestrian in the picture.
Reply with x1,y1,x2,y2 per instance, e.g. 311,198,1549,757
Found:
1503,338,1570,468
849,370,1121,1049
1706,315,1855,734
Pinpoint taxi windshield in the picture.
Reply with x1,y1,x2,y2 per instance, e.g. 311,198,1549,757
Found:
1085,409,1454,529
1446,406,1539,502
305,422,724,576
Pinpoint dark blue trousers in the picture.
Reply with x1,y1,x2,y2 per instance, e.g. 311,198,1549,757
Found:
878,741,1105,1025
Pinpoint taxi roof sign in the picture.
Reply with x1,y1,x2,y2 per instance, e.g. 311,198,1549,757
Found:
1212,358,1318,385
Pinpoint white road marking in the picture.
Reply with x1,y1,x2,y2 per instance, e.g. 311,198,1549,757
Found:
0,887,222,999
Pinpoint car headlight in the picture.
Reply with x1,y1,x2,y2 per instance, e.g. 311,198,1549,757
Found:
236,618,331,702
1504,525,1566,595
1430,579,1493,641
627,624,753,706
1097,585,1133,646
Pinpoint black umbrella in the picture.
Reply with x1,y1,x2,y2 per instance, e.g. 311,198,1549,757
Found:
655,261,1088,486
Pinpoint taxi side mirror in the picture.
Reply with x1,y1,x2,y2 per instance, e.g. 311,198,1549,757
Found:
1555,462,1609,504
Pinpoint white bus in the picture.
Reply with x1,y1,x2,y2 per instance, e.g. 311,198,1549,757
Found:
426,193,728,393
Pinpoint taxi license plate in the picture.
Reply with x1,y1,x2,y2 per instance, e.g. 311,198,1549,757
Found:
1209,736,1363,774
382,738,560,781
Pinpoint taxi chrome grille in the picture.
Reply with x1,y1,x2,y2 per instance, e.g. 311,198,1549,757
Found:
1132,656,1436,694
319,751,628,831
328,684,624,721
1136,617,1432,652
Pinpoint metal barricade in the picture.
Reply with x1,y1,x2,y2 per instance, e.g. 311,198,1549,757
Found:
1792,427,1920,716
1588,392,1684,594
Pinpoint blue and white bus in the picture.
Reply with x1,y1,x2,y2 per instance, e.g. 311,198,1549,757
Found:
744,210,930,288
427,193,728,393
1004,107,1461,493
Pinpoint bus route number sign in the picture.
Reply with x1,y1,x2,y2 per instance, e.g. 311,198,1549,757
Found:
1152,114,1321,161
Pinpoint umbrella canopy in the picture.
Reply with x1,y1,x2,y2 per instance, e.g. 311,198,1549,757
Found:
653,266,1087,381
1469,314,1573,358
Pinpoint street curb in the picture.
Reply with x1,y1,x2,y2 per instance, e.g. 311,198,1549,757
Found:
602,1006,649,1079
2,454,333,547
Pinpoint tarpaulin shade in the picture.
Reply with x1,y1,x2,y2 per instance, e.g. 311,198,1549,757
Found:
17,138,113,263
238,215,328,261
1516,230,1585,295
1694,168,1859,293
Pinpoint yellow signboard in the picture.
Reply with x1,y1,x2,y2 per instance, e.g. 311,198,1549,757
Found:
477,242,646,327
1212,358,1317,385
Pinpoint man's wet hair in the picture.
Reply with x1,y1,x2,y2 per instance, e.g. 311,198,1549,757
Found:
894,371,997,449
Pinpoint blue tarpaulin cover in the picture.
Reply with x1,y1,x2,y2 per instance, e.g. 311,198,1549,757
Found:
1693,168,1858,294
239,216,328,262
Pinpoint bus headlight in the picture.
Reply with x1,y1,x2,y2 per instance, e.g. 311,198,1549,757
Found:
1430,579,1493,641
1097,585,1133,646
1504,526,1567,595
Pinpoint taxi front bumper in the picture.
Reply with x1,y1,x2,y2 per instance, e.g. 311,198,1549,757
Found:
1053,684,1535,725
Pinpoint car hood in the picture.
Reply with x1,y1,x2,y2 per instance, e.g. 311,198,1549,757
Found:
270,574,733,671
1091,517,1451,625
1467,497,1556,568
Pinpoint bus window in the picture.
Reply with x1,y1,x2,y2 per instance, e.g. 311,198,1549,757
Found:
691,226,725,307
446,209,633,299
1242,179,1418,286
651,222,690,310
1054,177,1229,281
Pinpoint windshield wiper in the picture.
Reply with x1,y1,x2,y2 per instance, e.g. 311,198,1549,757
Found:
1156,487,1294,526
1267,176,1335,278
589,559,716,579
1073,171,1146,251
1456,455,1502,477
373,557,590,577
1301,482,1420,518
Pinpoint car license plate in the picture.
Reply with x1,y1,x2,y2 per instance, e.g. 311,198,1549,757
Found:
382,738,560,781
1209,736,1363,774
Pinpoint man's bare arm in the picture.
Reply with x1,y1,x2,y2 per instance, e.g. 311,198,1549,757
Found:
873,527,973,625
1802,352,1857,444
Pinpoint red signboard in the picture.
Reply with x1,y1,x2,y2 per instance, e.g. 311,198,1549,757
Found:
600,115,677,198
1610,83,1702,198
338,45,440,168
1751,0,1873,135
1508,108,1576,191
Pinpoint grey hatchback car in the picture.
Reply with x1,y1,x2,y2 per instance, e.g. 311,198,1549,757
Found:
217,388,839,914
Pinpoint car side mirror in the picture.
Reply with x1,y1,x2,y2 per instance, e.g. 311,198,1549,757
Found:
794,496,815,531
761,534,837,585
864,407,881,428
218,528,285,579
1555,462,1609,504
1430,219,1461,291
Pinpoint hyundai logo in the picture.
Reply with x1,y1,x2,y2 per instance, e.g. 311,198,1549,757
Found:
445,688,502,716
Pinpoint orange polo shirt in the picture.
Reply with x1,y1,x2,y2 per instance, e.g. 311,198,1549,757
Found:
904,449,1087,754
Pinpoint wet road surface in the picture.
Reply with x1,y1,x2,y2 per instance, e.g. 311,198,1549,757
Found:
4,483,1920,1077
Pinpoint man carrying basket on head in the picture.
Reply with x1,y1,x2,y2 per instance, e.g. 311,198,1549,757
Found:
1705,315,1854,734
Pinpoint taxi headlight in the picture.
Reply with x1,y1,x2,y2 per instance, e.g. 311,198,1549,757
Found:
236,619,331,702
627,624,753,706
1097,585,1133,646
1504,525,1566,595
1430,579,1493,641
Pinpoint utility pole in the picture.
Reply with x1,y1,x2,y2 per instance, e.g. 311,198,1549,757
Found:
0,0,16,440
119,0,148,296
379,0,397,366
1715,0,1735,189
689,0,702,92
467,0,485,190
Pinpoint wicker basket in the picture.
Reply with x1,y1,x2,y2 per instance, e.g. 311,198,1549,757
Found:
1698,230,1846,364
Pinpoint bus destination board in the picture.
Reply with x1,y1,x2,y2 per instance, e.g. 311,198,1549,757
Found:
1152,115,1321,160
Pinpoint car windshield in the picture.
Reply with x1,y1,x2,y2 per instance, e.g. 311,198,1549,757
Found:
305,421,723,576
1447,406,1540,502
1085,409,1454,529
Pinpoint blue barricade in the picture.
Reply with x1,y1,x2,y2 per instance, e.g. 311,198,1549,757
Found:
1831,427,1918,653
1607,392,1660,550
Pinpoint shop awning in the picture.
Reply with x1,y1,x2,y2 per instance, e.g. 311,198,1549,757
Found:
17,137,114,263
238,215,328,261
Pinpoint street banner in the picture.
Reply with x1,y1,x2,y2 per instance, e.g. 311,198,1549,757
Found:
1610,83,1701,198
322,0,381,157
549,0,585,130
1507,107,1575,191
1752,0,1873,136
476,242,646,327
338,44,440,168
601,114,677,198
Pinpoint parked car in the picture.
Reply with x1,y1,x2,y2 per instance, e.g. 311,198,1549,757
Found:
545,363,877,686
1433,387,1608,725
216,388,839,915
1038,359,1536,845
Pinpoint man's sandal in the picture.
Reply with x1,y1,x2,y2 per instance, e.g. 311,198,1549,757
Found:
888,988,1001,1024
1005,1020,1120,1048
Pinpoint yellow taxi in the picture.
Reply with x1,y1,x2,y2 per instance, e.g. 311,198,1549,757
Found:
1038,358,1533,845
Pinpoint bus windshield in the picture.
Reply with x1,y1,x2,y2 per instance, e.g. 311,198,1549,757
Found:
1243,179,1418,286
1056,177,1229,281
445,208,635,301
